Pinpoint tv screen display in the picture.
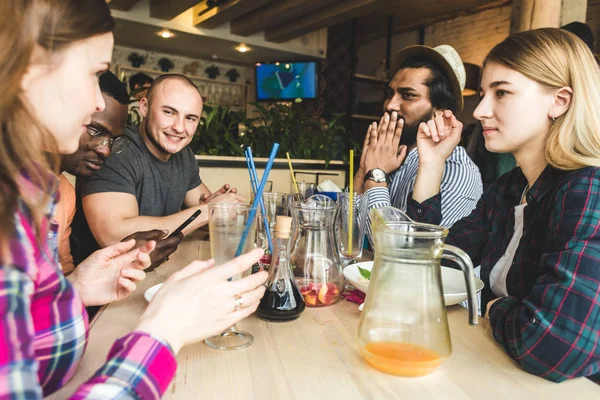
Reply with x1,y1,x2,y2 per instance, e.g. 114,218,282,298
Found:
255,61,318,101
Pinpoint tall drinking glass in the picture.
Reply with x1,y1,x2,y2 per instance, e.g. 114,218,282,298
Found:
205,203,257,350
336,192,369,266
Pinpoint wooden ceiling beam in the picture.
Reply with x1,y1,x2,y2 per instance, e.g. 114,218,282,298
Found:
391,0,511,35
230,0,342,37
264,0,388,43
353,0,510,45
149,0,201,21
107,0,141,12
193,0,274,30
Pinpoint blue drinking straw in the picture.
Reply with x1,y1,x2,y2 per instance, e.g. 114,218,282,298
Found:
244,147,273,254
236,143,280,257
244,149,257,194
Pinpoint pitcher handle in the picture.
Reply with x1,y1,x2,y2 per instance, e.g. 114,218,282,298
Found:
442,244,478,326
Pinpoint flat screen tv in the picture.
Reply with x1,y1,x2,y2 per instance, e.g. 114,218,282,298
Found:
255,61,318,101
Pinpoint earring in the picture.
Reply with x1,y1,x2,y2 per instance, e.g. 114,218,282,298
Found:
551,114,556,122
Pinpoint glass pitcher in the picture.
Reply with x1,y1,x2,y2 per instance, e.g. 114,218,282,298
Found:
357,207,478,377
290,195,344,307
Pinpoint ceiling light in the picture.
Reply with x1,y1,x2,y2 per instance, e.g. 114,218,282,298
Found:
158,30,174,39
235,43,251,53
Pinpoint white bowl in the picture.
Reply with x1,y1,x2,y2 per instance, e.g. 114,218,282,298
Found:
144,283,164,303
343,261,484,306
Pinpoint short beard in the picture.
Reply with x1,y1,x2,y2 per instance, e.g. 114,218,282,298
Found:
399,108,434,147
399,122,419,147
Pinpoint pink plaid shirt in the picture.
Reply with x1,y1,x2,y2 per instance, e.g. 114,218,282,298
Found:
0,174,176,398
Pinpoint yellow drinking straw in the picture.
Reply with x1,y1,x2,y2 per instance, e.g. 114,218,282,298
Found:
286,152,300,194
348,150,354,255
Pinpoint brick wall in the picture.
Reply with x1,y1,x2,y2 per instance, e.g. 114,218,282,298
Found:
424,6,512,65
587,0,600,53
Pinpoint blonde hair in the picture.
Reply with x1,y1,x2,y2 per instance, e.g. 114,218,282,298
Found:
0,0,113,244
484,28,600,171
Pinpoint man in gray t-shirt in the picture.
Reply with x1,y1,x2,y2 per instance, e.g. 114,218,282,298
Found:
82,74,243,247
83,124,201,217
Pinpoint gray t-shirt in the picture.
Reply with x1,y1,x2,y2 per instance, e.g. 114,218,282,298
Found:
81,125,201,216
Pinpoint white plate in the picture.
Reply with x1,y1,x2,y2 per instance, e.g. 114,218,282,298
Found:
343,261,484,306
144,283,164,303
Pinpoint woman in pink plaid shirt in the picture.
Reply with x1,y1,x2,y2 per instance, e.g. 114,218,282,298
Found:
0,1,267,398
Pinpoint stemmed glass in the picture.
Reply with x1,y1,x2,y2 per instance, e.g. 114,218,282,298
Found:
204,203,257,350
335,192,369,267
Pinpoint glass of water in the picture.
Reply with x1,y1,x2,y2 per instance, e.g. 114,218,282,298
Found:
336,192,369,266
205,203,257,350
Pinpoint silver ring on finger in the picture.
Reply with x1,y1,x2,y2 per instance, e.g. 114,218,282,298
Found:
234,294,244,311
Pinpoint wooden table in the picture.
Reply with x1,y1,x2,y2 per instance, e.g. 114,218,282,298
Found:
50,233,598,399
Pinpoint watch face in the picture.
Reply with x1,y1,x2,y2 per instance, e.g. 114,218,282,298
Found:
373,169,386,181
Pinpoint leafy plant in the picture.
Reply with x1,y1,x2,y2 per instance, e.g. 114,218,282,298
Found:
241,103,348,166
225,68,241,82
190,105,245,156
191,103,352,164
205,64,220,79
158,57,174,72
127,52,145,67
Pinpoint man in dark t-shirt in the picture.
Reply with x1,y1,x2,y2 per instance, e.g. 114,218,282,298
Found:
81,74,242,249
59,71,183,270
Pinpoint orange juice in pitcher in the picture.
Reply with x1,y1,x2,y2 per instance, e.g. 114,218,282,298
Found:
357,207,478,377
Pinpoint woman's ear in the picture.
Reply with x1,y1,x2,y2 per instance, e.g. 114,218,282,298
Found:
550,86,573,119
21,45,49,92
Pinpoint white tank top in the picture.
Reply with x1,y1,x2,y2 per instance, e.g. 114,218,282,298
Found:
489,202,527,297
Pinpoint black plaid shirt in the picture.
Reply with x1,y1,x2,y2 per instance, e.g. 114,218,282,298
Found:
408,165,600,383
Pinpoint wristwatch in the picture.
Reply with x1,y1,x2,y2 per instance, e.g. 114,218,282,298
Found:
364,168,390,185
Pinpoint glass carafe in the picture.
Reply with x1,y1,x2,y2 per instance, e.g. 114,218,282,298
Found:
257,216,305,321
290,195,344,307
357,207,478,377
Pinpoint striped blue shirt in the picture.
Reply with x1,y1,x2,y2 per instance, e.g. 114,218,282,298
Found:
365,146,483,247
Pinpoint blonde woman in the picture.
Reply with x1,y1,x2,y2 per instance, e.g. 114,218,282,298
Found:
0,0,266,398
406,28,600,382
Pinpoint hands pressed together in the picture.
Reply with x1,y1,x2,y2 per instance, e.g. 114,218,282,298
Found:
355,111,408,192
354,109,463,202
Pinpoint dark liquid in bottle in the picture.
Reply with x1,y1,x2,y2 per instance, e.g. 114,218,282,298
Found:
257,279,305,322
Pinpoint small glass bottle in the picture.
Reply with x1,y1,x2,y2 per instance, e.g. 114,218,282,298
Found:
257,216,305,322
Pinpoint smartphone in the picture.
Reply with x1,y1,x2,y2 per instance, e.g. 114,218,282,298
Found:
169,209,202,237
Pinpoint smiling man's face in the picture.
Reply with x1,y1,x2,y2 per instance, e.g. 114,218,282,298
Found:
61,93,128,178
138,78,203,162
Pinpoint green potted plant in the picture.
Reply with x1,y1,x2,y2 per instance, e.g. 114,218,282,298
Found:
240,103,350,165
225,68,241,82
191,103,352,164
190,105,245,156
205,64,220,79
127,52,145,68
158,57,174,72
